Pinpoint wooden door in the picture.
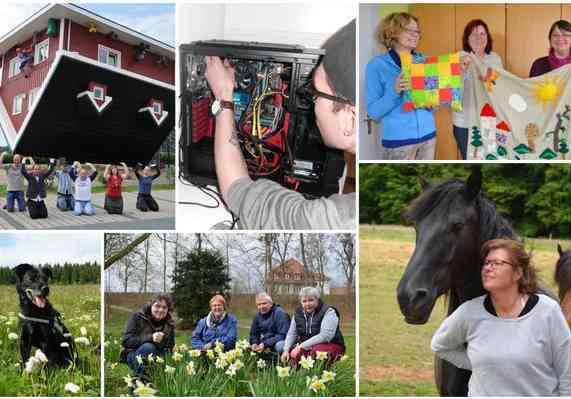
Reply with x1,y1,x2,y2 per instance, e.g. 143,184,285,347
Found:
506,4,561,78
411,4,457,159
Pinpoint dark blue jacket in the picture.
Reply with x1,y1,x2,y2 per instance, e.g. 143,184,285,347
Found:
191,313,237,350
249,304,290,348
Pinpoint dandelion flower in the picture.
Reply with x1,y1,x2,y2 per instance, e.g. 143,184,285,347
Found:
80,327,87,336
257,359,266,369
64,382,80,393
300,355,315,370
132,380,157,397
316,351,328,361
206,349,215,359
186,361,196,376
60,342,70,348
35,349,48,363
321,370,336,382
188,349,201,358
8,332,18,340
75,337,90,346
165,365,175,374
309,378,326,393
172,352,183,362
136,355,143,365
276,366,290,378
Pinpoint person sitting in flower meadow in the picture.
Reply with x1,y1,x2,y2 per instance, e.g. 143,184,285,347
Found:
120,294,175,375
191,294,237,351
281,287,345,366
249,292,290,354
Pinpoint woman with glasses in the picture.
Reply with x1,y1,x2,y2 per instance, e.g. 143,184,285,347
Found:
120,294,175,375
454,20,502,159
431,238,571,396
530,20,571,77
366,12,436,160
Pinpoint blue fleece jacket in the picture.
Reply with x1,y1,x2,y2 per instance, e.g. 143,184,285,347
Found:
366,51,436,147
191,313,237,351
249,304,290,348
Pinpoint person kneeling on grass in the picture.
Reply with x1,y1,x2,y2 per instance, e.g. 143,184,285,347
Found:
281,286,345,365
135,164,160,212
70,162,97,216
120,294,175,375
250,292,290,354
104,162,129,215
191,294,237,351
20,158,55,219
54,158,75,211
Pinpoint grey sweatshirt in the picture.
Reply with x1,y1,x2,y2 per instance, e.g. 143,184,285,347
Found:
2,164,25,191
432,294,571,396
283,308,339,352
227,177,355,230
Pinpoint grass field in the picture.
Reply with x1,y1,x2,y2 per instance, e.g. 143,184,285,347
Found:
359,225,568,396
104,302,356,396
0,284,100,396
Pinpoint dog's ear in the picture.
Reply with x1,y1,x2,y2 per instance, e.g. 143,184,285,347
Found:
14,264,34,282
41,267,52,280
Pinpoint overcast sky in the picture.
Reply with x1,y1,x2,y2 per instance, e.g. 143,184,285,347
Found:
0,3,175,147
0,233,101,267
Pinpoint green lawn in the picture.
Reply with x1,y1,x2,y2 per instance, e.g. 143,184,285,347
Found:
105,305,355,396
359,225,565,396
0,284,100,396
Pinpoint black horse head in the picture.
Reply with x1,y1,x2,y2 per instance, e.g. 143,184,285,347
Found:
555,244,571,302
396,167,517,324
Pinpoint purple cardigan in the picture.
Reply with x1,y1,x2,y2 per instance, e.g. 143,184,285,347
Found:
529,57,552,77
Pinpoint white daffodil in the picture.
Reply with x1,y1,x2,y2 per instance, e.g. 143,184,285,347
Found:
257,359,266,369
340,354,349,362
206,349,215,359
178,343,188,352
299,355,315,370
60,342,70,348
136,355,143,365
234,359,244,370
123,374,135,388
236,339,250,351
215,356,227,369
316,351,328,361
133,380,157,397
7,332,18,340
321,370,336,382
225,363,237,376
24,357,40,374
64,382,80,394
214,341,224,353
309,378,326,393
147,353,155,363
188,349,201,358
172,352,183,362
185,361,196,376
80,327,87,336
155,356,164,364
35,349,48,363
276,366,290,378
74,337,90,346
110,363,118,370
164,365,175,374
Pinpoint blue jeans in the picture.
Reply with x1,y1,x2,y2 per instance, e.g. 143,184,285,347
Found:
74,200,94,216
57,194,75,211
6,191,25,212
274,340,285,353
126,342,165,375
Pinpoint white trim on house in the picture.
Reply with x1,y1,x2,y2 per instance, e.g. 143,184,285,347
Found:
0,54,4,87
34,38,49,65
67,16,71,50
8,56,20,78
28,87,40,110
98,44,121,69
13,50,174,151
0,97,17,148
12,93,25,115
59,18,65,51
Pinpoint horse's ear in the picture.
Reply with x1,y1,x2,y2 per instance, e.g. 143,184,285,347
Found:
465,166,482,201
418,176,430,191
558,243,564,256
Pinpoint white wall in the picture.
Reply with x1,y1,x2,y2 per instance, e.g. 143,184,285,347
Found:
177,3,355,48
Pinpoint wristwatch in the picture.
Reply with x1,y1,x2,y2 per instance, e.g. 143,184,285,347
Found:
211,98,234,116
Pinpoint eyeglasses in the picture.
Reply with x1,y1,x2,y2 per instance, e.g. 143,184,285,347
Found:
482,259,514,269
552,33,571,39
404,28,422,37
297,83,352,105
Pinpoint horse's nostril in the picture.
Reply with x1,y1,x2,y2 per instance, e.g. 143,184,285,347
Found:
412,288,429,305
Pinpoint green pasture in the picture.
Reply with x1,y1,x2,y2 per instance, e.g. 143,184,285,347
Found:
359,225,567,396
0,284,100,396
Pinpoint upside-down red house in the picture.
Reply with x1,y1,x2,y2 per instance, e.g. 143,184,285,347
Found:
0,3,175,163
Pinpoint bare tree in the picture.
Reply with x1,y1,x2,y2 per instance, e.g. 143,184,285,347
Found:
331,234,356,289
105,233,150,269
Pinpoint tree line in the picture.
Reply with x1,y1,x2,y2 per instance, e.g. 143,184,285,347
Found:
0,262,100,284
360,164,571,238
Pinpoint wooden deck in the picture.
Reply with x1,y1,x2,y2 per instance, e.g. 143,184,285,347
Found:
0,190,175,230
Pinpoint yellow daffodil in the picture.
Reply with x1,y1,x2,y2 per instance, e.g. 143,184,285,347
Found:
188,349,201,358
186,361,196,376
309,378,326,393
133,380,157,397
316,351,328,361
300,355,315,370
322,370,336,382
276,366,290,378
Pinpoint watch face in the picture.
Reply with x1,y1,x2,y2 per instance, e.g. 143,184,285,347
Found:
211,100,221,116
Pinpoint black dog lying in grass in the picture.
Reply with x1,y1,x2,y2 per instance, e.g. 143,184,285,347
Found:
14,263,77,367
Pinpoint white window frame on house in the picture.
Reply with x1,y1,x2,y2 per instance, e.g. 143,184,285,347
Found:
93,85,105,101
13,93,25,115
34,39,49,65
98,45,121,68
28,88,40,110
8,57,20,78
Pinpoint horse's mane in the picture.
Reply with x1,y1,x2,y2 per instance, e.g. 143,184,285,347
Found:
403,177,518,243
555,249,571,301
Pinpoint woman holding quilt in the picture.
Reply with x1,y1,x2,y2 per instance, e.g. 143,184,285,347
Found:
366,12,436,160
530,20,571,77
